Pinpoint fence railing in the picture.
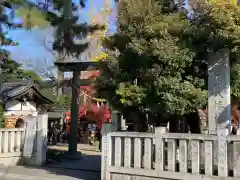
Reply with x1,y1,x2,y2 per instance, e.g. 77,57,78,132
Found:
101,125,240,180
0,128,25,154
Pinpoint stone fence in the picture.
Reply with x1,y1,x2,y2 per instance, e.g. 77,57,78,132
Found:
0,114,48,167
101,124,240,180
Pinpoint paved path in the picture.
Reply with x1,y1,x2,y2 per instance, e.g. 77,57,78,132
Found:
0,166,100,180
45,155,101,172
46,143,101,171
48,143,101,155
0,144,101,180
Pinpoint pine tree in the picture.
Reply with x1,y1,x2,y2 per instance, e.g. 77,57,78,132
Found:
32,0,104,100
12,0,104,99
0,1,21,62
0,51,41,82
0,1,24,84
0,0,53,82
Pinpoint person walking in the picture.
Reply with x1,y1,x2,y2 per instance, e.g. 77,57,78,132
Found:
97,126,102,151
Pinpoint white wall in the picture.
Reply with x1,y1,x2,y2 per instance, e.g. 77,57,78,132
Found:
21,101,36,112
4,100,37,116
5,100,21,111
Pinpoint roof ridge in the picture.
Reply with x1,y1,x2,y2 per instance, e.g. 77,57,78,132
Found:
1,80,33,88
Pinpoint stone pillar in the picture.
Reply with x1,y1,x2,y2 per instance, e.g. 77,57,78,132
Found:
101,123,113,180
69,71,80,156
154,127,167,171
208,49,231,134
121,116,128,130
23,116,37,159
208,49,230,176
36,114,48,166
111,111,121,131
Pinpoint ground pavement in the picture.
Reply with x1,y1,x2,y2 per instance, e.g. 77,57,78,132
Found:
0,166,100,180
0,144,101,180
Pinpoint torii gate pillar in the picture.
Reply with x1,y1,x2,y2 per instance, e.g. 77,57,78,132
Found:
55,61,98,158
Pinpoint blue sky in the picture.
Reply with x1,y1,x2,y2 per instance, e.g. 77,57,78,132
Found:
4,0,117,74
4,0,190,78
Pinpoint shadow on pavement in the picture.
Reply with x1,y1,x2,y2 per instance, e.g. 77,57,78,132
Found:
36,147,101,180
2,147,102,180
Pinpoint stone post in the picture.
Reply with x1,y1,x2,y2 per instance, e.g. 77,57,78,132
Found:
121,116,128,130
154,127,167,171
111,111,121,131
208,49,231,134
36,114,48,166
101,123,113,180
23,116,37,158
208,49,230,177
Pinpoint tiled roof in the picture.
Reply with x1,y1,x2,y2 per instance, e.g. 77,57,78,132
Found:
0,80,33,102
0,80,53,104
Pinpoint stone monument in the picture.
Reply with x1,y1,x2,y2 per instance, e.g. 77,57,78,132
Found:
208,49,231,134
208,49,230,176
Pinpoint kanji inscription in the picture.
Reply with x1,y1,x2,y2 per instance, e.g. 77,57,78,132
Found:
208,49,231,134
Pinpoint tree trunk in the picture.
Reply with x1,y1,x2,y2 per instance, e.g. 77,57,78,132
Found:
56,0,72,101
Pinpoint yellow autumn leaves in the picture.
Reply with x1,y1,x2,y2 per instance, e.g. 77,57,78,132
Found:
203,0,240,31
93,52,108,62
206,0,239,8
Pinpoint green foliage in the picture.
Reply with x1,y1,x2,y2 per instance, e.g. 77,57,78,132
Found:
0,52,41,82
96,0,207,116
39,87,56,101
96,0,217,117
0,1,44,83
14,0,104,57
116,83,147,107
185,0,240,99
97,0,240,117
55,94,72,111
16,6,49,29
49,0,104,57
0,2,21,61
0,104,4,128
21,70,41,82
40,85,71,110
15,0,104,101
2,0,50,29
7,0,104,55
0,0,50,67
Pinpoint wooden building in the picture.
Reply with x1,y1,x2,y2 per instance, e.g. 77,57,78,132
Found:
0,80,53,128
